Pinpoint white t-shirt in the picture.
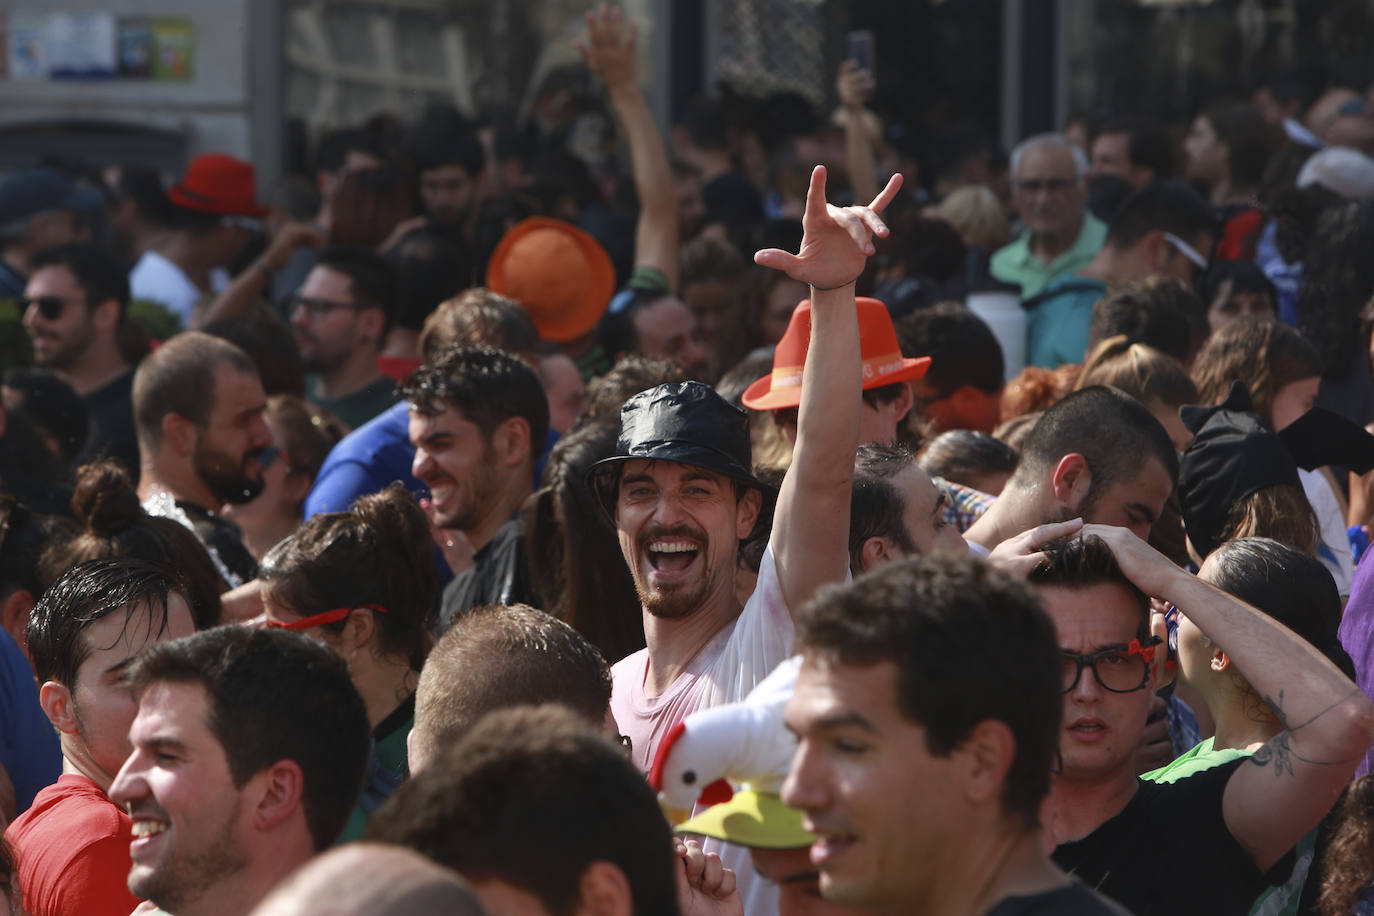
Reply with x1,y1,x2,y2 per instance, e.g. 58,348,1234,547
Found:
612,543,793,916
129,250,229,329
1300,467,1354,597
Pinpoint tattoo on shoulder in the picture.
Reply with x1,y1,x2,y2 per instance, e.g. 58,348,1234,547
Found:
1248,688,1363,774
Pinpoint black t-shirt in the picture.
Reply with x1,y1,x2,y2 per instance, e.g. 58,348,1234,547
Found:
1053,760,1294,916
988,882,1133,915
78,369,139,475
176,499,259,588
438,516,534,632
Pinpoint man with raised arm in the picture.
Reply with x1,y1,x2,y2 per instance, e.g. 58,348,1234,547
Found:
590,165,898,914
1031,527,1374,915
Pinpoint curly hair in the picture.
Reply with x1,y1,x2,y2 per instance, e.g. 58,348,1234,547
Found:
1318,776,1374,916
1297,201,1374,381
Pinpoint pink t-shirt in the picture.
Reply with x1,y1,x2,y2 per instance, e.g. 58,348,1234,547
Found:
612,543,793,773
612,544,794,916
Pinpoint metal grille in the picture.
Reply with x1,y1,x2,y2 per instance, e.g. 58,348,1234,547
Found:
282,0,655,135
707,0,833,109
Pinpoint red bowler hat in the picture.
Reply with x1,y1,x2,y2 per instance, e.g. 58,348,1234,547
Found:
741,297,931,411
166,153,268,218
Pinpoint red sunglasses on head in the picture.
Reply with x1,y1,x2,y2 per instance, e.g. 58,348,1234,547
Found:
265,604,388,631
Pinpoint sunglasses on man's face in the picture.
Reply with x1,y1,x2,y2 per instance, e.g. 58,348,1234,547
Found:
18,295,81,320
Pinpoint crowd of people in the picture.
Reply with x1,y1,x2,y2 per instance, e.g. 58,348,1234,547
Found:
4,5,1374,915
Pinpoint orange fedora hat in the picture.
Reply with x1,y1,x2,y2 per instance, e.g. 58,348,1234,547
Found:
486,217,616,343
741,297,931,411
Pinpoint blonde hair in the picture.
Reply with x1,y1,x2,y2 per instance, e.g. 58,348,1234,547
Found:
1077,336,1198,407
927,185,1010,252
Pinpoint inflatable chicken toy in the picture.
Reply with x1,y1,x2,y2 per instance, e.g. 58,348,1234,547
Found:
647,657,809,846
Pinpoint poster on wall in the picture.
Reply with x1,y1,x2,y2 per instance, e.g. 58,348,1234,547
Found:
151,19,194,81
47,12,117,79
118,18,153,78
6,13,48,79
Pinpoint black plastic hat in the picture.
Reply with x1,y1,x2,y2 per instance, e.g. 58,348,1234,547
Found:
588,381,769,514
1179,382,1301,560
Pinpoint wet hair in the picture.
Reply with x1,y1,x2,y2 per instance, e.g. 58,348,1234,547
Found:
1027,534,1150,640
418,288,538,365
261,485,438,672
367,705,678,915
1103,180,1216,251
895,303,1004,397
1202,101,1272,189
31,242,130,318
917,430,1019,491
1076,337,1198,409
3,368,87,467
411,603,612,767
1203,537,1352,677
400,345,549,461
123,625,371,851
848,445,920,572
27,556,186,687
797,554,1062,827
1011,386,1179,497
1087,277,1205,365
1190,317,1322,427
523,420,645,661
132,331,258,452
54,460,224,627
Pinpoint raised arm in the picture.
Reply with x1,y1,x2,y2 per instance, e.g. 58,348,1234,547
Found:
836,60,879,206
758,165,901,616
1085,523,1374,871
193,222,323,328
578,5,679,291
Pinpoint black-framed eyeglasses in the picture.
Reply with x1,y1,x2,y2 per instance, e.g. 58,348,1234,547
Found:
1060,637,1160,695
18,294,83,320
287,294,364,320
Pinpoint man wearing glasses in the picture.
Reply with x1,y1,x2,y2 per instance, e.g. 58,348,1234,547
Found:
1030,528,1374,916
289,248,400,431
1022,181,1215,368
991,133,1106,299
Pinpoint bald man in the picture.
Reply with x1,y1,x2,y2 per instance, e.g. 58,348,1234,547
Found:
247,844,487,916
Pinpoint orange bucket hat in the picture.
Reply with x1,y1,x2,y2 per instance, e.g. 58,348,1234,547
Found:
741,297,931,411
485,216,617,343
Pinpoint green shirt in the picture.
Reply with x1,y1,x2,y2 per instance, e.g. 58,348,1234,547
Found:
307,374,400,433
338,695,413,844
990,212,1108,299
